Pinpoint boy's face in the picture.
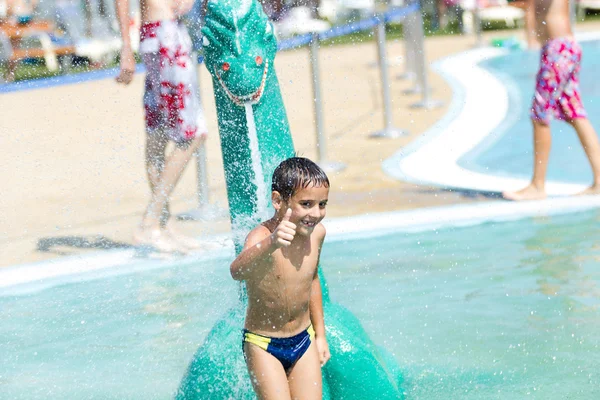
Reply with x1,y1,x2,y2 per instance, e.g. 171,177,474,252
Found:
281,184,329,236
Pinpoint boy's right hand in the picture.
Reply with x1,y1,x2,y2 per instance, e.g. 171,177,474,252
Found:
272,208,296,248
116,47,135,85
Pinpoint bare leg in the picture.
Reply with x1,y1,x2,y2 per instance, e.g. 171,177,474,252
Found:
570,118,600,195
158,136,207,250
144,132,172,225
244,343,292,400
134,135,204,251
133,133,174,252
503,119,551,201
287,342,322,400
144,136,203,226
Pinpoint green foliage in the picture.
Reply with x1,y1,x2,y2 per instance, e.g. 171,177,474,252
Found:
1,57,119,82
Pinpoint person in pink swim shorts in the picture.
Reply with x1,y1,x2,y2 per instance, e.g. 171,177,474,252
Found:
530,37,586,124
115,0,208,252
503,0,600,201
139,19,206,145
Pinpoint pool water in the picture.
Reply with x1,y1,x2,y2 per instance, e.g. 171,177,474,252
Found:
2,209,600,399
460,40,600,185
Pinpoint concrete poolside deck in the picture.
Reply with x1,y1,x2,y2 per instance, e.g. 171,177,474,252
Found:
2,23,599,269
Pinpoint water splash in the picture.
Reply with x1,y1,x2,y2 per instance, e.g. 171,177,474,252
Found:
244,103,268,219
233,13,242,55
231,0,252,56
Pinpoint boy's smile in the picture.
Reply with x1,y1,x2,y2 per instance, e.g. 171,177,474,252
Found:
284,184,329,236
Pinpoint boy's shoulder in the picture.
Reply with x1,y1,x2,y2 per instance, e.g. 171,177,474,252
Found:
244,223,272,246
314,222,326,242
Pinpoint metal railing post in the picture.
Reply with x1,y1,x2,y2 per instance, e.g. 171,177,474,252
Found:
410,8,443,110
370,0,402,69
309,32,346,173
370,15,409,139
195,143,209,208
401,11,422,94
397,9,416,81
570,0,577,24
474,0,483,47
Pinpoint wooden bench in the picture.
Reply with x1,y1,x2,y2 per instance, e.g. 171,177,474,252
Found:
0,19,76,79
12,46,75,61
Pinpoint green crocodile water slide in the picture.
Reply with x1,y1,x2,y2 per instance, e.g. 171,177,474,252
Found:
176,1,404,398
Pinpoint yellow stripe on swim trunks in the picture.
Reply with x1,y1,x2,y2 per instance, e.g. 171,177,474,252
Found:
244,331,271,351
307,325,315,340
244,325,315,351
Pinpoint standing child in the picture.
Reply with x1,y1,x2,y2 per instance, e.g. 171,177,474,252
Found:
230,157,331,400
503,0,600,201
114,0,209,252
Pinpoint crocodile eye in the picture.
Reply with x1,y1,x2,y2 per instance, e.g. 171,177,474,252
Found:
222,62,230,71
202,36,210,47
255,56,263,66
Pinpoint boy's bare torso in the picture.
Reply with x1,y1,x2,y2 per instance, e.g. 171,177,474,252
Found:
532,0,572,43
244,222,323,337
139,0,195,22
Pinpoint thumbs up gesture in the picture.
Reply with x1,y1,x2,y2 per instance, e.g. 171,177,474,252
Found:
273,208,296,248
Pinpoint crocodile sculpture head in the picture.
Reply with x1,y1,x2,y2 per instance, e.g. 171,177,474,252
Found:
202,0,277,106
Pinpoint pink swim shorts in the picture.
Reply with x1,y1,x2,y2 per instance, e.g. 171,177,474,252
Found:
530,37,586,124
140,20,207,144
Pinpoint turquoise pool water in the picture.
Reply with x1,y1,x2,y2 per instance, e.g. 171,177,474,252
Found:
460,40,600,184
2,209,600,399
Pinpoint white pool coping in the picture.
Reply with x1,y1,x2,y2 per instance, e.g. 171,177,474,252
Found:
382,31,600,196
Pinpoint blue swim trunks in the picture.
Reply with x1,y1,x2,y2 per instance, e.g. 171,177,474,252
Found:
243,325,315,370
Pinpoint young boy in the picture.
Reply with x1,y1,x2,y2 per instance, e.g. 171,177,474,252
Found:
230,157,331,400
503,0,600,201
115,0,208,252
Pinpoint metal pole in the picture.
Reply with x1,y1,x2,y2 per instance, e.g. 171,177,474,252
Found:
195,143,209,208
474,0,483,47
397,9,416,81
401,11,422,94
370,0,403,69
569,0,577,25
370,15,409,139
410,8,443,110
309,33,346,173
178,53,227,221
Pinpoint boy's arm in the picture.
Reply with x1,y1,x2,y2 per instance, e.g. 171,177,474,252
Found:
115,0,136,84
310,224,330,366
230,227,277,281
230,209,296,281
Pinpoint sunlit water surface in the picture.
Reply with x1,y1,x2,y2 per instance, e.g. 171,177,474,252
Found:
1,209,600,399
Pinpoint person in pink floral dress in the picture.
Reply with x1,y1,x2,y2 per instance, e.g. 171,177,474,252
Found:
115,0,208,252
503,0,600,201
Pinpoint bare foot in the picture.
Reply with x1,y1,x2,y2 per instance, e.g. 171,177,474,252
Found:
502,185,547,201
133,227,182,253
577,184,600,196
164,222,202,251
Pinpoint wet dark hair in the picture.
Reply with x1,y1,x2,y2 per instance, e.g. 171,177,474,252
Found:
272,157,329,200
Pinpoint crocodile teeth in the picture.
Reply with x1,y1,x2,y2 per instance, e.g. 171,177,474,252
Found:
215,60,269,107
